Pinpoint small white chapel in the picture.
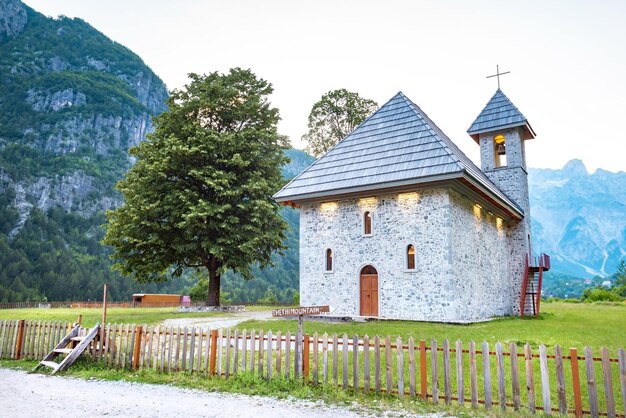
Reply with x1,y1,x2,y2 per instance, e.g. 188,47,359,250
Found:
274,87,548,322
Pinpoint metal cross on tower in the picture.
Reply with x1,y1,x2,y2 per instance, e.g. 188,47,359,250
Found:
486,65,510,89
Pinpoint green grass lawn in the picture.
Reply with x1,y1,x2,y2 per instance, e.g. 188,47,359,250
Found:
0,307,232,327
240,302,626,352
1,302,624,351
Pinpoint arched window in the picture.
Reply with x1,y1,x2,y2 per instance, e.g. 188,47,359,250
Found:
364,211,372,235
325,248,333,271
407,245,415,270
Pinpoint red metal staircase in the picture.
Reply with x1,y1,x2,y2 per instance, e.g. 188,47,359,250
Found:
520,253,551,317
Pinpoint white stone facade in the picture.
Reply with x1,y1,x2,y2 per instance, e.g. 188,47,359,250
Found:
299,188,521,322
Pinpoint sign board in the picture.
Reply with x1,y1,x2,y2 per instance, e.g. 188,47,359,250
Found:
272,305,330,317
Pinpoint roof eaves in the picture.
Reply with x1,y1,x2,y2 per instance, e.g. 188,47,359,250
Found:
468,120,529,135
273,171,463,203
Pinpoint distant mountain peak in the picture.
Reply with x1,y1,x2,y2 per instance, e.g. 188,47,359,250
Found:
562,159,588,176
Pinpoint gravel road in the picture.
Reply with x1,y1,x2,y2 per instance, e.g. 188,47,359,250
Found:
0,369,443,418
162,310,277,330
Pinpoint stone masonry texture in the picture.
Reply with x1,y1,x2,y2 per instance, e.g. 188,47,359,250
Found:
299,187,523,322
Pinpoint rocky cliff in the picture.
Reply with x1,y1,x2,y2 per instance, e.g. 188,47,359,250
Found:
0,0,167,237
0,0,172,302
0,0,27,42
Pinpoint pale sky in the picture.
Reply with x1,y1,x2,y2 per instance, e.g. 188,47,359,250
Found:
24,0,626,173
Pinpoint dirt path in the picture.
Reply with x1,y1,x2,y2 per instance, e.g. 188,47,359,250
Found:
0,369,441,417
162,309,276,329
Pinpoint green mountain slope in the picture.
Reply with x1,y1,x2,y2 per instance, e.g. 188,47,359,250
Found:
0,0,314,303
0,0,176,302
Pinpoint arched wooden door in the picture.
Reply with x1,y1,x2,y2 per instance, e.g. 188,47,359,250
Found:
360,265,378,316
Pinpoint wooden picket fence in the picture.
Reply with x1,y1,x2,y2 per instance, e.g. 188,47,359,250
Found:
1,319,625,418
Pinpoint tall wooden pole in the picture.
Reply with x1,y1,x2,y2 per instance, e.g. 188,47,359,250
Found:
102,283,108,326
100,283,108,350
296,315,303,377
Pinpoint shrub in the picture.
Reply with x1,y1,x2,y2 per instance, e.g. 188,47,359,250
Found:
581,287,623,302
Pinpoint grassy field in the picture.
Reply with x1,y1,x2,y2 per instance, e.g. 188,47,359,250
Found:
0,301,624,350
241,302,626,352
0,307,234,327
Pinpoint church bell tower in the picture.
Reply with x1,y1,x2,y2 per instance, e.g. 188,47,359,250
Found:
468,86,537,314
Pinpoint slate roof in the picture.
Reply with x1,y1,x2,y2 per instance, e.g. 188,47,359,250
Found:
274,92,523,217
467,89,535,142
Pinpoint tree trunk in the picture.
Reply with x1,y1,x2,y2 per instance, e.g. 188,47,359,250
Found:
207,258,221,306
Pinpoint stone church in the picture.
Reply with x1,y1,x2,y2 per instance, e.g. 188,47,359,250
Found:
274,89,548,322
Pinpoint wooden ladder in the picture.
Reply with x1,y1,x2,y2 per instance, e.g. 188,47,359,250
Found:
31,324,100,374
520,254,550,317
522,270,540,316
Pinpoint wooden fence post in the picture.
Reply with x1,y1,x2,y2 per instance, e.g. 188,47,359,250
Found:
344,334,350,389
14,320,25,360
303,334,310,380
311,332,317,384
539,344,551,415
554,345,567,415
482,341,492,410
525,344,536,414
132,325,143,369
456,340,464,406
354,334,360,391
570,348,583,418
209,329,218,376
266,330,273,380
419,340,427,400
600,347,616,418
363,335,370,392
408,337,415,398
470,341,478,408
496,342,506,411
584,347,599,418
396,336,404,397
385,336,392,393
618,348,626,418
294,328,301,378
431,339,439,404
374,335,380,393
443,339,451,405
510,343,521,411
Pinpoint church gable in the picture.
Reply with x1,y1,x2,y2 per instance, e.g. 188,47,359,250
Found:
274,92,523,219
275,92,462,199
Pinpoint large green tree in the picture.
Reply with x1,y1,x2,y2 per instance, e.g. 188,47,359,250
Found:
302,89,378,157
104,68,289,306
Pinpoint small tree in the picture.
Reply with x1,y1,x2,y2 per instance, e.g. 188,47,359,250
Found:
302,89,377,157
613,259,626,297
104,68,289,306
615,259,626,286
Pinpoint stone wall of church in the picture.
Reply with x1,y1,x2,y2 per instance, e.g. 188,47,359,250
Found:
299,188,458,321
299,187,523,322
483,167,531,315
448,190,516,320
